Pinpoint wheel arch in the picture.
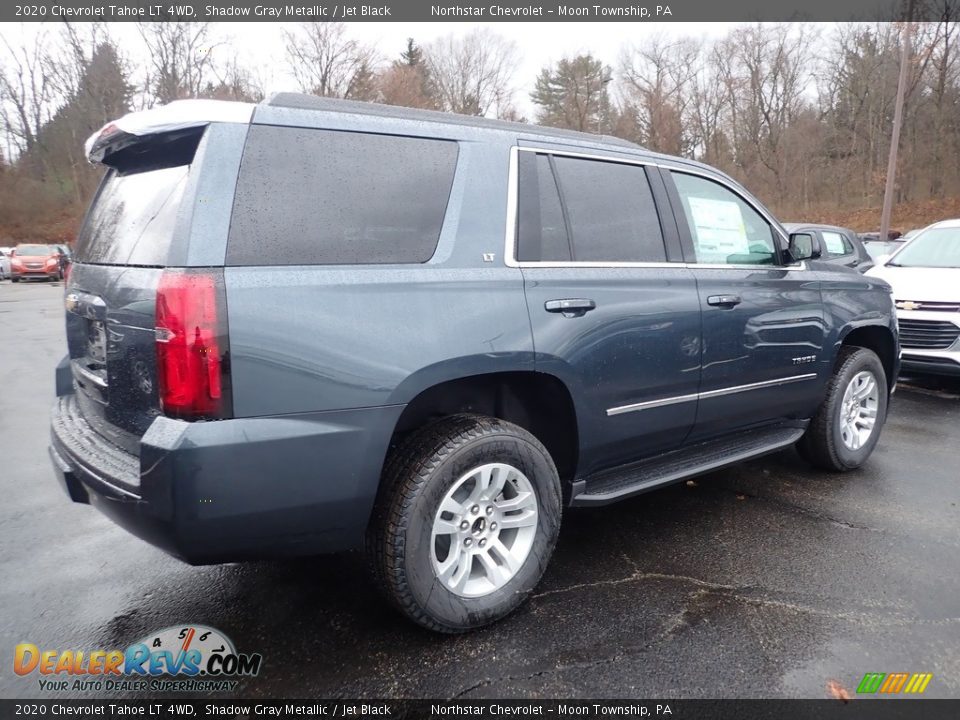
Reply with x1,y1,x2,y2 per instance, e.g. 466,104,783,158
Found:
385,369,581,491
838,324,897,392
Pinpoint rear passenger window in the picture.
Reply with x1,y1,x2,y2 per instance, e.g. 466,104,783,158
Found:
552,156,667,263
517,153,572,262
227,127,458,266
821,230,851,257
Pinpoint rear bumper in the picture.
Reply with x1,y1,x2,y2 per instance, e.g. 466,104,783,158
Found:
49,394,403,564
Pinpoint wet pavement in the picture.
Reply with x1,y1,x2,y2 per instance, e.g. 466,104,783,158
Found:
1,280,958,699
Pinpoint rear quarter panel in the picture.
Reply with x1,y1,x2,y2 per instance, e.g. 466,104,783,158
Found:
225,135,535,417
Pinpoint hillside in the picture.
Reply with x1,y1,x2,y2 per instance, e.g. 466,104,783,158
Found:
8,195,960,249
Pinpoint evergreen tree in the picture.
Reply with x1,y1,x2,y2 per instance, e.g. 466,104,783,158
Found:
531,55,612,133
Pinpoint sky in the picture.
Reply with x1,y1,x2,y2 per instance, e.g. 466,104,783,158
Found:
229,21,738,114
2,20,741,116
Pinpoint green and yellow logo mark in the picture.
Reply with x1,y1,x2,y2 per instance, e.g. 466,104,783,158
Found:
857,672,933,694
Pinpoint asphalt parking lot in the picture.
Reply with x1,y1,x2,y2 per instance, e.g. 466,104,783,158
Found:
1,279,958,700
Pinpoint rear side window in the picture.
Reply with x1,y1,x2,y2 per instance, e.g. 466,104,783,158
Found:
227,127,458,266
517,153,571,262
75,165,189,266
552,156,666,263
821,230,852,257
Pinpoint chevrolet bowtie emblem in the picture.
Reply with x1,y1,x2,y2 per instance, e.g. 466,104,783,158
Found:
896,300,922,311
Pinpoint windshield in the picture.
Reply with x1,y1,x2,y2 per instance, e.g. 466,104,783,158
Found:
15,245,55,256
888,227,960,268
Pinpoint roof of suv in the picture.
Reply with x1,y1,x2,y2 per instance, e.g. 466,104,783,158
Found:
86,94,740,193
266,92,642,150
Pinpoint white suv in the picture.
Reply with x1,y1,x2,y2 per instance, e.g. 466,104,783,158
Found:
868,219,960,376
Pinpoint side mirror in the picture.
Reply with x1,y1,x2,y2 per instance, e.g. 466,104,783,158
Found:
875,254,891,266
788,232,822,261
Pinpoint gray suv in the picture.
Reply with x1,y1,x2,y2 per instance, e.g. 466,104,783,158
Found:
50,95,899,632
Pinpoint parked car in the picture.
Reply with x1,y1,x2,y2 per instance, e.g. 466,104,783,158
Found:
0,248,10,280
860,230,903,242
10,244,65,282
783,223,874,272
863,238,906,261
867,219,960,376
50,96,899,632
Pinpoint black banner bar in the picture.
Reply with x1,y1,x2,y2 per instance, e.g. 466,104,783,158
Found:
0,0,937,24
2,700,959,720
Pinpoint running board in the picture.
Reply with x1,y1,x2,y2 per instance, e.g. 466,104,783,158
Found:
570,424,806,507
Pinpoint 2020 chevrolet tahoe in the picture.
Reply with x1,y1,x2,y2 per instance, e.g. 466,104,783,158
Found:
49,95,899,632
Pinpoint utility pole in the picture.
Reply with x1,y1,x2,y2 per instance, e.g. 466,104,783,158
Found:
879,0,915,242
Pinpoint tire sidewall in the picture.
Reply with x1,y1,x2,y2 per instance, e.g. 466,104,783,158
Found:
403,432,561,630
830,351,888,468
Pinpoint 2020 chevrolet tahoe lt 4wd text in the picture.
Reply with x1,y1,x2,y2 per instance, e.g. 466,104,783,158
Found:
49,95,900,632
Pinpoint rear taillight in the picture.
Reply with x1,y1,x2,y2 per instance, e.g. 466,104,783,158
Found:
155,270,232,420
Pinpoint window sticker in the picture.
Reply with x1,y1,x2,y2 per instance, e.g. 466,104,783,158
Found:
821,231,847,255
687,196,749,258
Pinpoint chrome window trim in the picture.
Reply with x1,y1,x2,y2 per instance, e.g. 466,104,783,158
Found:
503,144,803,271
606,373,818,417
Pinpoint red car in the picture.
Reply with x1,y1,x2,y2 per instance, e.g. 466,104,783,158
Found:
10,244,65,282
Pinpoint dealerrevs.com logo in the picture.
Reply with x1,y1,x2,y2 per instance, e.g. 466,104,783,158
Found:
14,625,263,693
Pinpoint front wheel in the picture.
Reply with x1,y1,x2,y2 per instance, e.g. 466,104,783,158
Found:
797,346,888,471
367,414,562,633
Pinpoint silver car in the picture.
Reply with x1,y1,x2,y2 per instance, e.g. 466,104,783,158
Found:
0,248,11,280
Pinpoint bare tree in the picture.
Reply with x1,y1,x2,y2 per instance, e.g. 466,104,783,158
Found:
718,24,814,206
378,39,440,110
138,22,219,104
0,26,53,155
283,22,377,99
688,46,732,167
201,54,266,102
425,29,519,117
619,36,699,155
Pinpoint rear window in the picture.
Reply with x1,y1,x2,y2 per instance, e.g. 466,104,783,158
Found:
75,164,189,266
226,126,458,266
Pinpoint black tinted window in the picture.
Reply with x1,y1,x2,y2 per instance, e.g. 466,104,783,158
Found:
517,152,571,262
75,165,188,266
552,156,666,262
228,127,458,266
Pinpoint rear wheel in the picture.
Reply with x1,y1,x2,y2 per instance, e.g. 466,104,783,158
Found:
367,414,561,633
797,346,887,471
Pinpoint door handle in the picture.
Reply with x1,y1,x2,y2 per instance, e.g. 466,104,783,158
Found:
706,294,741,308
545,298,596,317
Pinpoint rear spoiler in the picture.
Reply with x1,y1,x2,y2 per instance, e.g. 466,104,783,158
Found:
85,99,255,165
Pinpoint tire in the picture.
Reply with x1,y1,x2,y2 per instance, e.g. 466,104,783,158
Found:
11,277,18,283
367,414,562,633
797,346,888,472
